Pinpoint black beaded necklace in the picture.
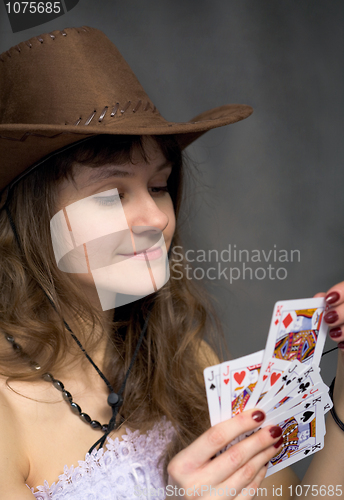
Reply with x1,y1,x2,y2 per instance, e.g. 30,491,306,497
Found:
3,200,152,454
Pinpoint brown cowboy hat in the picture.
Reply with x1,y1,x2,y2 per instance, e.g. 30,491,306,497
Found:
0,26,253,194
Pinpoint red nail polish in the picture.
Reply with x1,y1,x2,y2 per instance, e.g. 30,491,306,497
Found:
324,310,339,324
325,292,340,305
329,327,342,339
274,436,284,449
269,426,282,438
338,342,344,350
252,410,265,422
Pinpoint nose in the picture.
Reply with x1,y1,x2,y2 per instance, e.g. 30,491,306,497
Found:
125,191,169,235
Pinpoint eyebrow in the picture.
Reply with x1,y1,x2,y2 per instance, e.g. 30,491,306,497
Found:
82,160,173,187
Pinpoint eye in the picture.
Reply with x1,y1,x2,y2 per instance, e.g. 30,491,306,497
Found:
93,194,123,206
149,186,169,195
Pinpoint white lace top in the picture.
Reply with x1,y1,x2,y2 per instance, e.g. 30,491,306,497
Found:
27,417,175,500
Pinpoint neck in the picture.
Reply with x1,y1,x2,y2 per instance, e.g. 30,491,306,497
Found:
49,297,116,385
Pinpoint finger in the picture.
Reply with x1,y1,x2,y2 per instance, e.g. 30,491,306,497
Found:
324,283,344,308
235,465,268,500
314,292,325,298
213,437,283,499
168,409,267,475
324,302,344,342
200,424,283,486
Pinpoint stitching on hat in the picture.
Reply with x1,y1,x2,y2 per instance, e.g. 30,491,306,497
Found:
110,104,119,117
98,107,108,122
121,102,131,114
0,27,87,62
133,100,142,113
73,100,158,125
84,110,97,126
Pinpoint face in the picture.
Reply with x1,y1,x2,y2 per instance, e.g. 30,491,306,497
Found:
52,138,176,310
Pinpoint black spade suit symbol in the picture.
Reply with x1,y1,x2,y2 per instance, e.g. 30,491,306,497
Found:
210,383,216,390
304,449,311,455
301,411,314,423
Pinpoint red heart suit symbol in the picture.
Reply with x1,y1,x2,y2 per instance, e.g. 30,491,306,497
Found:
234,371,245,385
224,379,229,385
270,373,281,386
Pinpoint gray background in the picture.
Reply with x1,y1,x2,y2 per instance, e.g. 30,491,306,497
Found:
1,0,343,479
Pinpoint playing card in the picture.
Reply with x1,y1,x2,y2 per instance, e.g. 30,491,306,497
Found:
266,298,327,366
262,397,325,476
251,358,292,407
256,360,303,409
220,350,264,422
261,363,322,414
265,382,329,417
247,298,327,409
204,363,222,426
203,296,330,471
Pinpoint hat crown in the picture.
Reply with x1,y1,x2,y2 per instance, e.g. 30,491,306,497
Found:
0,26,253,193
0,27,159,127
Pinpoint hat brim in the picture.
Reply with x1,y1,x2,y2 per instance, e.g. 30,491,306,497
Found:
0,104,252,192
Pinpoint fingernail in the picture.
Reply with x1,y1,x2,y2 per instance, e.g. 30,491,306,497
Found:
274,436,284,449
324,310,339,324
269,426,282,438
329,327,342,339
325,292,340,305
252,410,265,423
338,342,344,350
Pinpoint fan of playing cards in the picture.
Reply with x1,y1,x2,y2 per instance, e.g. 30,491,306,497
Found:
204,298,333,477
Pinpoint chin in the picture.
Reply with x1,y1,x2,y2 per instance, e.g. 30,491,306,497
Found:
91,259,170,311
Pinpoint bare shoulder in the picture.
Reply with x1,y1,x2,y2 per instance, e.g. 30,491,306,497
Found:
260,467,300,498
0,377,34,498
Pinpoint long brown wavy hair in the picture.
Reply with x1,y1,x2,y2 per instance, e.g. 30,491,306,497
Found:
0,134,227,482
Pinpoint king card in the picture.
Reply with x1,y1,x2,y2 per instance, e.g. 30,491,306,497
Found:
247,298,327,409
250,358,293,407
262,398,325,477
260,364,321,413
265,298,327,366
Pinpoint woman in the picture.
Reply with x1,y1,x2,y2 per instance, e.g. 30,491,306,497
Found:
0,26,343,500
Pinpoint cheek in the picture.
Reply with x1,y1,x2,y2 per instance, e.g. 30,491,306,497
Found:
164,198,176,237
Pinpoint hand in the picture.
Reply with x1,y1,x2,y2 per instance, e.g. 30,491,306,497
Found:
316,282,344,414
315,282,344,348
167,409,283,499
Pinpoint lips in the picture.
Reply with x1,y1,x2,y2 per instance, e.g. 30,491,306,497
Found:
118,246,163,260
